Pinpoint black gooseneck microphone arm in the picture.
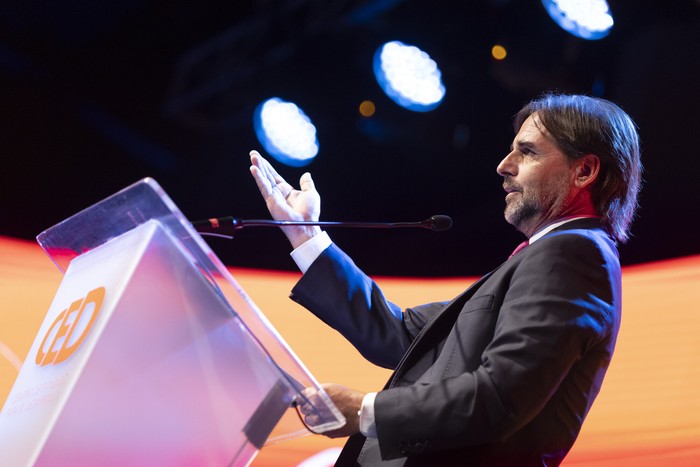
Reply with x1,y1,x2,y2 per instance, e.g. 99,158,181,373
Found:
191,215,452,238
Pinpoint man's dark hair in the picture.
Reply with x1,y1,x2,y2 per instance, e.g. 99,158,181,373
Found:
514,93,643,243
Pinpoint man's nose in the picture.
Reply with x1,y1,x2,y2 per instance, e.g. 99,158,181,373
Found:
497,151,518,177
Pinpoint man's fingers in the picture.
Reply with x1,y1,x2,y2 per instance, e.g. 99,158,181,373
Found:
299,172,315,193
266,158,287,186
250,150,298,197
256,152,286,187
250,150,275,186
250,150,283,197
249,164,274,198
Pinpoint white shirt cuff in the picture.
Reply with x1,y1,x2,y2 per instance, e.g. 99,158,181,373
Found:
359,392,378,438
289,231,332,273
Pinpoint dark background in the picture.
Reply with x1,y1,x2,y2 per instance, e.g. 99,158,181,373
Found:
1,0,698,277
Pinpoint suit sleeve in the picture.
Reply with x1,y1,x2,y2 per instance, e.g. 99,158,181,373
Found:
290,243,447,369
373,231,619,458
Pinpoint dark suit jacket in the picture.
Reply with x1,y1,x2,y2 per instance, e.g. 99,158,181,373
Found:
290,219,622,466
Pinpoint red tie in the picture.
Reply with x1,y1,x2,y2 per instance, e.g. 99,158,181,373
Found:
509,240,529,259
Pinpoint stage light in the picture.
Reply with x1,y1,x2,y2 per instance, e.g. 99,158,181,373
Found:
491,44,507,60
542,0,614,40
253,97,319,167
373,40,446,112
359,100,376,117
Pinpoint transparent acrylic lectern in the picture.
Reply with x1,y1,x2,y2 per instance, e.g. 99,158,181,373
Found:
0,178,344,466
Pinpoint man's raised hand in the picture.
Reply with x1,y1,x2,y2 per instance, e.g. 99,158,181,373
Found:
249,150,322,248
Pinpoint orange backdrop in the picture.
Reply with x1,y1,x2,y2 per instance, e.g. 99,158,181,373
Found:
1,236,699,466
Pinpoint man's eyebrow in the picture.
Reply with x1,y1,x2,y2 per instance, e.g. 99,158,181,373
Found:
510,139,537,151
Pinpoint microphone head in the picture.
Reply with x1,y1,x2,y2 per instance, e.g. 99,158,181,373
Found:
428,215,452,231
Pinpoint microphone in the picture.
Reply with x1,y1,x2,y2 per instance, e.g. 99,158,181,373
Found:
191,215,452,237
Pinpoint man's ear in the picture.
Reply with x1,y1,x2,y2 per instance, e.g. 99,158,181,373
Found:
574,154,600,188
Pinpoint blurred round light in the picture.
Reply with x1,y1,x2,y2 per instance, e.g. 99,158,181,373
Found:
359,100,376,117
253,97,319,167
542,0,614,40
373,40,446,112
491,44,507,60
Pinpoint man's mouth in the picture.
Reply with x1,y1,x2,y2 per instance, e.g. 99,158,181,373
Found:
503,184,522,204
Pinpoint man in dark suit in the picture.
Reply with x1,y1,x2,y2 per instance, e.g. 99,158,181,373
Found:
248,93,642,466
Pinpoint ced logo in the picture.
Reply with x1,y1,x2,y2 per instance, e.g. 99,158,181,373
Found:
35,287,106,367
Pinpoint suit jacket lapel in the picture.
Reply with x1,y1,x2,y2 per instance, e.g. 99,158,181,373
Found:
388,218,603,384
385,267,500,389
391,220,601,364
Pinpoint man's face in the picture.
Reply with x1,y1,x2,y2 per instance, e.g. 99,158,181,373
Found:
497,113,578,237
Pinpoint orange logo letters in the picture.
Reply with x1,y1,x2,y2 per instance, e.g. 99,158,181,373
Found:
35,287,106,366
